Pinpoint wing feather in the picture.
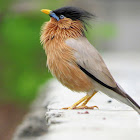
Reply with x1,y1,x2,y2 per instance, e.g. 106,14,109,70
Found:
65,37,117,88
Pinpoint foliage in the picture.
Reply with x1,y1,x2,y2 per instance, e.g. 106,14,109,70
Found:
0,0,68,105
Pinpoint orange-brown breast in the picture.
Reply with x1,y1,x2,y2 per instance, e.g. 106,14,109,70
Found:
40,18,93,92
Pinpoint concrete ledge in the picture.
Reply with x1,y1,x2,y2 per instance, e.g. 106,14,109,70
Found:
12,52,140,140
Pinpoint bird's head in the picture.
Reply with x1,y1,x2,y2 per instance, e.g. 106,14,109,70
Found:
41,6,94,31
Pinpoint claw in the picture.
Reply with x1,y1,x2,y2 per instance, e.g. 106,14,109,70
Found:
76,105,99,109
62,105,99,110
61,107,70,110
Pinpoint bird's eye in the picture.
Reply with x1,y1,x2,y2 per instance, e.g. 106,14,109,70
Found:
60,15,65,19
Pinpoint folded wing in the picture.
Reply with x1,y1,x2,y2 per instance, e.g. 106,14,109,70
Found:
65,37,117,88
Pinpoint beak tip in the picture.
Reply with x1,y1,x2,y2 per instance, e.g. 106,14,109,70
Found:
40,9,52,15
40,9,45,13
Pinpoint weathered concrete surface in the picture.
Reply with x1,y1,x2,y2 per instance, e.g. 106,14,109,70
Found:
12,52,140,140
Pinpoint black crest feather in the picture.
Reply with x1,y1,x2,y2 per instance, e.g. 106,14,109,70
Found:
53,6,95,25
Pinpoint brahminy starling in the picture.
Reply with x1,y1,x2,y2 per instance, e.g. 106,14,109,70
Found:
40,6,140,114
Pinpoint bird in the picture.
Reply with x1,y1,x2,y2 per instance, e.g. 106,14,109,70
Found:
40,6,140,114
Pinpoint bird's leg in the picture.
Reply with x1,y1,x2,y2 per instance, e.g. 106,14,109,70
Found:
81,92,97,106
76,91,99,109
62,94,91,110
62,92,98,110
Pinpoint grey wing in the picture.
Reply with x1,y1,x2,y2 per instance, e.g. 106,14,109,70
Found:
65,37,117,88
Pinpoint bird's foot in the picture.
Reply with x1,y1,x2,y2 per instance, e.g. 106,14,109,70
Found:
62,105,99,110
62,92,98,110
74,105,99,110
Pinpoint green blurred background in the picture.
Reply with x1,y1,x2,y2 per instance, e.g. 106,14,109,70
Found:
1,0,140,140
0,0,68,107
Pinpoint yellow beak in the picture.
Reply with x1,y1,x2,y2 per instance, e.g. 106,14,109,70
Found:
41,9,52,15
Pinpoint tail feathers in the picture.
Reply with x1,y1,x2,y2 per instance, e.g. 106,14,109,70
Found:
114,84,140,115
125,94,140,115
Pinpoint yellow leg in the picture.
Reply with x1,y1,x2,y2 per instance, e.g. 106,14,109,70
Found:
76,91,98,109
81,92,97,106
62,91,98,110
